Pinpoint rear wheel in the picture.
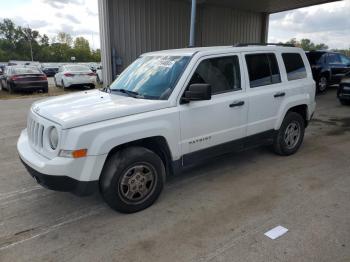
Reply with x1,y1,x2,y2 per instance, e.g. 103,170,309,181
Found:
100,147,165,213
273,112,305,156
317,76,328,93
61,80,66,90
42,87,48,93
8,83,14,94
54,78,58,88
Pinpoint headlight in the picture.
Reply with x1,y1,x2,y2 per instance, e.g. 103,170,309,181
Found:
49,127,59,150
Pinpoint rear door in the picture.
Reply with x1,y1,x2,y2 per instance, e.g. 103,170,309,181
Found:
179,53,248,165
243,52,284,136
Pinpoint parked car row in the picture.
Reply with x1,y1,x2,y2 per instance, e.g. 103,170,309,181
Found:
0,62,101,93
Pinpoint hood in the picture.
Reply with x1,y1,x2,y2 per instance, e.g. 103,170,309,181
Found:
32,90,171,129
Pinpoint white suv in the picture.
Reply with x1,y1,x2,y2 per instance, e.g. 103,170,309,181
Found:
17,45,316,213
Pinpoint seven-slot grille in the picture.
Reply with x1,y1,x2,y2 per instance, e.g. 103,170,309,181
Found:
27,116,45,150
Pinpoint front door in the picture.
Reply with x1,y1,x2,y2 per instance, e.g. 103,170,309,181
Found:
179,54,248,166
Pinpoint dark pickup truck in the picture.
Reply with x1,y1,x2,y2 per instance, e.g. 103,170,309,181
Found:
306,51,350,93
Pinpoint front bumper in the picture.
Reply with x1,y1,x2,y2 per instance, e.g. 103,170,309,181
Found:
17,129,107,196
338,84,350,100
21,159,98,196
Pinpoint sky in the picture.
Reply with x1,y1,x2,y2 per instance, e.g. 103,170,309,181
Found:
0,0,100,49
0,0,349,50
269,0,350,49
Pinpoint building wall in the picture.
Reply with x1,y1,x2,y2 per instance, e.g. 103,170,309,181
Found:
106,0,268,76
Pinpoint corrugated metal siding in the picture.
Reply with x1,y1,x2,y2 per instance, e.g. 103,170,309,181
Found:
198,5,264,46
108,0,267,71
109,0,191,70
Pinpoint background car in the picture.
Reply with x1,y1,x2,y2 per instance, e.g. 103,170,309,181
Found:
41,63,59,77
337,72,350,105
96,64,103,84
306,51,350,93
0,66,48,93
0,64,5,75
54,64,96,89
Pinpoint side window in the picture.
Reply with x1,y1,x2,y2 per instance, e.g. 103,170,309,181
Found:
282,53,307,81
327,53,342,64
340,55,350,65
188,56,241,95
245,53,281,88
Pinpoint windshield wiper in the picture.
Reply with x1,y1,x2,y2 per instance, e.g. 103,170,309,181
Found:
113,88,141,98
102,86,111,93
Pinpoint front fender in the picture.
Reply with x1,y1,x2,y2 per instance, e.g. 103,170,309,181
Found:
61,108,181,160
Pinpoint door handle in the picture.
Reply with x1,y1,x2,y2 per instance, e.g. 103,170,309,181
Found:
274,92,286,98
229,101,245,108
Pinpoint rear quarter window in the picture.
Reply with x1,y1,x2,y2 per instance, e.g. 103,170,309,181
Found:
282,53,307,81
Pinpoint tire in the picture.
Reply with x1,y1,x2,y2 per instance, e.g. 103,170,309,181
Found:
317,75,328,93
273,112,305,156
90,84,95,89
100,147,166,213
339,99,350,106
61,80,66,90
42,87,48,93
8,83,14,94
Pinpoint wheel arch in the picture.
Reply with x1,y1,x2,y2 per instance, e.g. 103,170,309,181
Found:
276,103,309,130
104,136,175,177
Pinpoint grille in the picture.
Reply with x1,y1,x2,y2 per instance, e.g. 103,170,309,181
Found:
27,117,45,150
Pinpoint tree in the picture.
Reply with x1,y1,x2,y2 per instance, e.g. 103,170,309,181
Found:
56,32,73,46
0,19,101,63
285,38,328,51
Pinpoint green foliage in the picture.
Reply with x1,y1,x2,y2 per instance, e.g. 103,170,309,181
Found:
284,38,350,56
0,18,100,63
285,38,329,51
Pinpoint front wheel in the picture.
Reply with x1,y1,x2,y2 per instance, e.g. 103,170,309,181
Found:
100,147,166,213
273,112,305,156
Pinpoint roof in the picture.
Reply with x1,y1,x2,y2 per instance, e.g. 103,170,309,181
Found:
143,45,304,57
198,0,341,13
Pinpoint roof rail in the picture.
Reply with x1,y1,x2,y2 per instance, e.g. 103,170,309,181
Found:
233,43,295,47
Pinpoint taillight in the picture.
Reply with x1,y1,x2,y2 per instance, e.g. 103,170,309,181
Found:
11,75,20,81
64,73,74,77
87,72,96,76
39,75,47,80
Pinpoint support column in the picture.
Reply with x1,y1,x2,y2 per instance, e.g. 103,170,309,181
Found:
189,0,197,47
98,0,113,87
261,13,270,43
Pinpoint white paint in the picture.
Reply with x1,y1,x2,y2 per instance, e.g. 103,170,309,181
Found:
17,45,316,187
264,225,289,240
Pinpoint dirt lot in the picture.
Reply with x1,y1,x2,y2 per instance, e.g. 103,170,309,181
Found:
0,88,349,262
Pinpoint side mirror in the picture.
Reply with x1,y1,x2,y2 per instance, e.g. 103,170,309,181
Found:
181,84,211,103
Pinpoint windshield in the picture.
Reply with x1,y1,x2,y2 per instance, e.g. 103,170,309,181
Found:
110,56,190,100
13,67,41,74
65,65,91,72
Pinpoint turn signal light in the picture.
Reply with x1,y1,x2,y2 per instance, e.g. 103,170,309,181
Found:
59,149,88,158
72,149,88,158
